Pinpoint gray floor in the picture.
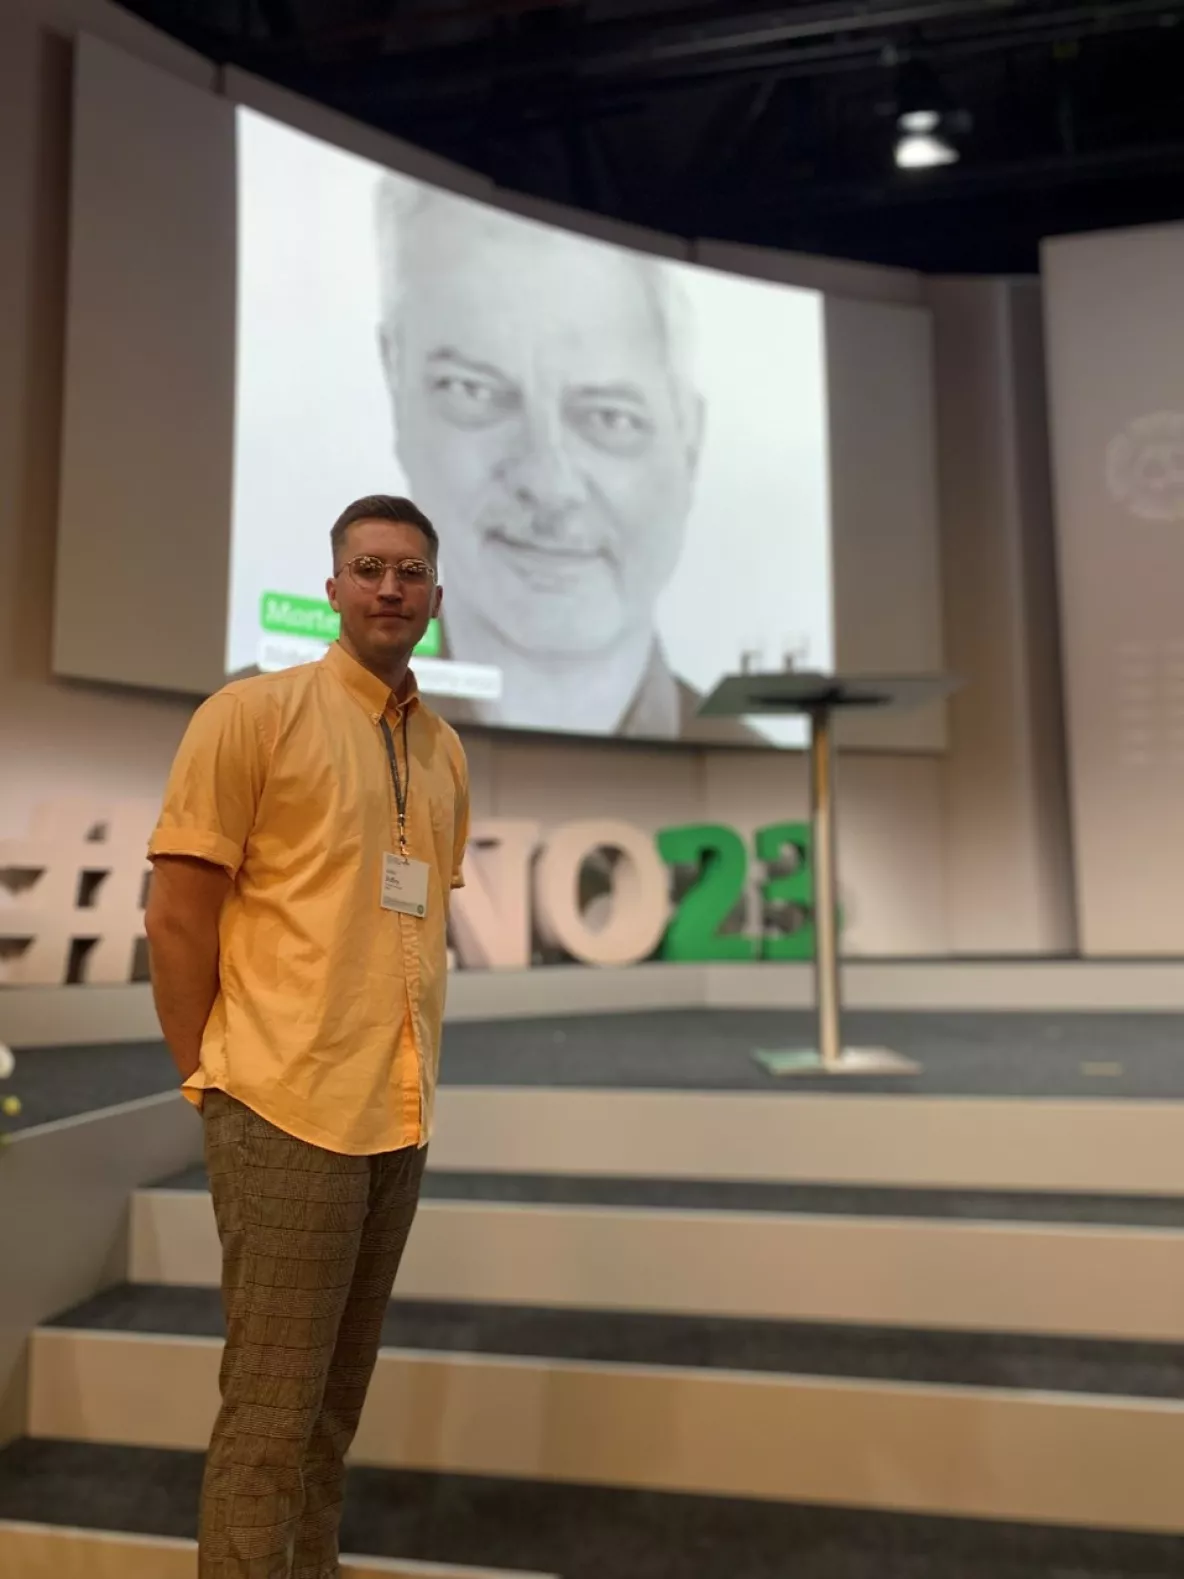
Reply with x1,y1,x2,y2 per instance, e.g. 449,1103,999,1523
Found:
438,1009,1184,1097
45,1283,1184,1399
0,1440,1181,1578
9,1008,1184,1133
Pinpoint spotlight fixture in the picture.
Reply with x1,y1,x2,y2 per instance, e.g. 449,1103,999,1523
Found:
889,53,967,171
894,130,958,169
898,108,940,136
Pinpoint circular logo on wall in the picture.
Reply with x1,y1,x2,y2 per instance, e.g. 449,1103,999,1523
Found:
1105,412,1184,523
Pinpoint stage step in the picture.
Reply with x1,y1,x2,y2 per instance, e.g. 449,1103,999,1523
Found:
130,1170,1184,1341
426,1087,1184,1194
26,1286,1184,1532
15,1009,1184,1193
2,1440,1182,1578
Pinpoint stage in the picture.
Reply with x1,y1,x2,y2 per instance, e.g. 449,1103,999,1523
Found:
3,995,1184,1576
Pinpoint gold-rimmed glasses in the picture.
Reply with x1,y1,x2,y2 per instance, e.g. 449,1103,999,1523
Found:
343,554,436,590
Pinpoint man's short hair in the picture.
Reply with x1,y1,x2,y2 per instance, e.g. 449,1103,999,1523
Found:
375,175,701,443
330,495,438,566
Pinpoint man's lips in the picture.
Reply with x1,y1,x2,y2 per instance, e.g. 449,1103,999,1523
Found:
488,532,605,564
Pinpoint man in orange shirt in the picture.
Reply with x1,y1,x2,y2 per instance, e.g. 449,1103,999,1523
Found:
146,494,469,1578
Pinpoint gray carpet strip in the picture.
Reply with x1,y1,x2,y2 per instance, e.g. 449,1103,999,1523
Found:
0,1440,1180,1577
44,1284,1184,1399
152,1163,1184,1228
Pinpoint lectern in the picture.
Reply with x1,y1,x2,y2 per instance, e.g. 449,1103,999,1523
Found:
699,671,959,1075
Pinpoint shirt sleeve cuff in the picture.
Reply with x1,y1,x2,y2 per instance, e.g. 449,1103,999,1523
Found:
148,828,244,878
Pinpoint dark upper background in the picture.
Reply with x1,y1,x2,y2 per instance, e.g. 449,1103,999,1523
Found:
114,0,1184,274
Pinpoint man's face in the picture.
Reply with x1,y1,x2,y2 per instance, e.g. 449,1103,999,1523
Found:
385,217,701,657
326,517,442,674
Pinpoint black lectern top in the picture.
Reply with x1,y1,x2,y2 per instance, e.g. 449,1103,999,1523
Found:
697,671,960,719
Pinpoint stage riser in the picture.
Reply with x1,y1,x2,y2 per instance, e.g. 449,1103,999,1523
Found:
0,1523,554,1579
427,1089,1184,1194
130,1191,1184,1342
26,1330,1184,1534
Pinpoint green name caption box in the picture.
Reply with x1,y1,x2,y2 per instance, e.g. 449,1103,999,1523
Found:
260,592,441,656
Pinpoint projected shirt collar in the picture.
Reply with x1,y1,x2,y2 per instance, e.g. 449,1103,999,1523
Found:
619,641,680,736
433,623,678,737
428,626,759,743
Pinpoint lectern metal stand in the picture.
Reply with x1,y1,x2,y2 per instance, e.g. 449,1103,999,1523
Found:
699,671,959,1077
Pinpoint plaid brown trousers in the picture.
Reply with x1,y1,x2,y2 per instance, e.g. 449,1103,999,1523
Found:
199,1091,426,1578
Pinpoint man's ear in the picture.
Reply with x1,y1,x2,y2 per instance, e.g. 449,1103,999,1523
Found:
686,392,706,475
326,575,341,613
431,583,443,621
378,321,396,385
379,320,409,470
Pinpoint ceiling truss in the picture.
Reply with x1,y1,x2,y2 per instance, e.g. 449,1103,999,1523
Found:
117,0,1184,270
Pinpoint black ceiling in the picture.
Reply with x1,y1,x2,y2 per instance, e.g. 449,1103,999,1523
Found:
117,0,1184,273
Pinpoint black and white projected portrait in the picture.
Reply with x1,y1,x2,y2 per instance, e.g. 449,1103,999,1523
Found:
377,179,707,739
227,108,833,746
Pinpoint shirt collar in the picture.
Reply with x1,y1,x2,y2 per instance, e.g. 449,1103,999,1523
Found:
324,641,421,718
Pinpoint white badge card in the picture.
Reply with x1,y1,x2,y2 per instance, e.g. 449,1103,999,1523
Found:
381,853,430,918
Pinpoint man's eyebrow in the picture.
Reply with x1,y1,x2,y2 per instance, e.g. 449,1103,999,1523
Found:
567,382,652,406
425,346,514,384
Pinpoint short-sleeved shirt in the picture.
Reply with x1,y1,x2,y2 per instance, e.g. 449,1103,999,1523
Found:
148,641,470,1155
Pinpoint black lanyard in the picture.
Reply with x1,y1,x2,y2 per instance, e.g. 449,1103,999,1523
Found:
379,709,411,855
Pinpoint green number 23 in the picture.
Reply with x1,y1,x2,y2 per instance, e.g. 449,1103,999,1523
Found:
655,821,824,963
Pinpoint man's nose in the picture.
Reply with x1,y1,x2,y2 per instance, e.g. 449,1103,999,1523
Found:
501,421,589,521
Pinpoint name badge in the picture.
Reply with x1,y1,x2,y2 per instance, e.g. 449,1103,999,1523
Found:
381,852,430,918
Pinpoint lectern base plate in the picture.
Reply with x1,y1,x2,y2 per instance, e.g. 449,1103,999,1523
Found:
753,1046,921,1077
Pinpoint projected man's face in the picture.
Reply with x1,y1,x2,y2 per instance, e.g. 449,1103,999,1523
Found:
384,215,701,658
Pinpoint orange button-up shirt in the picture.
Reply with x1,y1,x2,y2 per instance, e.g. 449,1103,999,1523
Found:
148,642,470,1155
